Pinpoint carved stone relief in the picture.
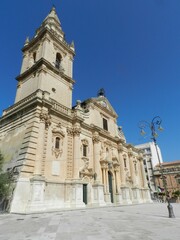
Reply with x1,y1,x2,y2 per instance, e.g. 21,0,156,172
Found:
39,110,51,128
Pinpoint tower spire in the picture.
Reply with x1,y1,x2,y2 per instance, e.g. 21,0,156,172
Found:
43,5,61,26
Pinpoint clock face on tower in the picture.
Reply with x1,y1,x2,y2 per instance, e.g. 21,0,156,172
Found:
100,100,107,108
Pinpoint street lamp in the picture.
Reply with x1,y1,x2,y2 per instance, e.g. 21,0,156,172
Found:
139,116,175,218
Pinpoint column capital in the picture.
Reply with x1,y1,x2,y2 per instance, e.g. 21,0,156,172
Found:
138,153,144,161
114,166,120,172
67,127,73,136
73,127,81,136
128,148,135,157
92,134,100,143
117,143,124,152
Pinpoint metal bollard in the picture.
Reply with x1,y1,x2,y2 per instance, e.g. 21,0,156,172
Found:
167,202,175,218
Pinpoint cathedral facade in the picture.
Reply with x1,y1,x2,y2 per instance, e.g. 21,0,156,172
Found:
0,8,151,213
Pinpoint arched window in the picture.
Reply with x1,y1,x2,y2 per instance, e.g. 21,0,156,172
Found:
55,137,60,149
55,53,62,69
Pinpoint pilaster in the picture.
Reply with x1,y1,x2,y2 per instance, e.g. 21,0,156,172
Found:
118,144,126,186
72,126,81,180
92,133,101,183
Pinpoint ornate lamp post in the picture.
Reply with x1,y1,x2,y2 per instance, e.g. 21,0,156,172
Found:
139,116,175,218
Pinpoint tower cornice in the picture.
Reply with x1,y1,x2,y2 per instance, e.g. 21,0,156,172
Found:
22,28,75,56
16,58,75,85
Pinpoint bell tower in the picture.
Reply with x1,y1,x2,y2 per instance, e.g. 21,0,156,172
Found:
15,7,75,109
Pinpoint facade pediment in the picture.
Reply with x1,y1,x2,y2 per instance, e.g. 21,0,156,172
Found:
80,96,118,119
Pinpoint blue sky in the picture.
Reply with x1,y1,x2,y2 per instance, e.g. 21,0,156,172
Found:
0,0,180,162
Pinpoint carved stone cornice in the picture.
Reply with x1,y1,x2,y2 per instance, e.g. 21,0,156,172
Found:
16,58,75,85
22,28,75,56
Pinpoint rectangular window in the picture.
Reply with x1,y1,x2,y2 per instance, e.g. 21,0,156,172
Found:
83,144,87,157
103,118,108,131
124,158,127,168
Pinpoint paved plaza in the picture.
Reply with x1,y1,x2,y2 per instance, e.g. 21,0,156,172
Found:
0,203,179,240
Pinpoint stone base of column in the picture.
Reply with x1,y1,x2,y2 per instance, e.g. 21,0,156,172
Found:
70,182,86,208
121,187,132,204
10,177,31,213
131,187,143,204
91,184,106,207
141,188,153,203
27,175,60,213
13,175,47,213
115,193,123,205
104,193,112,205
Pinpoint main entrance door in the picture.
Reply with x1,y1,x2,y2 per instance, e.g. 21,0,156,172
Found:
83,184,88,205
108,171,113,203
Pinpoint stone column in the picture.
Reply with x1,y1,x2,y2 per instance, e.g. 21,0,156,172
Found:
73,126,81,179
113,162,120,193
139,154,152,203
118,144,126,186
140,156,148,188
105,167,109,193
91,134,106,206
102,167,107,193
92,133,101,183
128,149,136,187
114,164,122,204
114,169,118,193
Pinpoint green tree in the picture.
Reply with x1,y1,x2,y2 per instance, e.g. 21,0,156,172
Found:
0,151,13,210
0,151,4,171
172,190,180,198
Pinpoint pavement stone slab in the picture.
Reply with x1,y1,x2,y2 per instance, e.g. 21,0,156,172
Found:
0,203,179,240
